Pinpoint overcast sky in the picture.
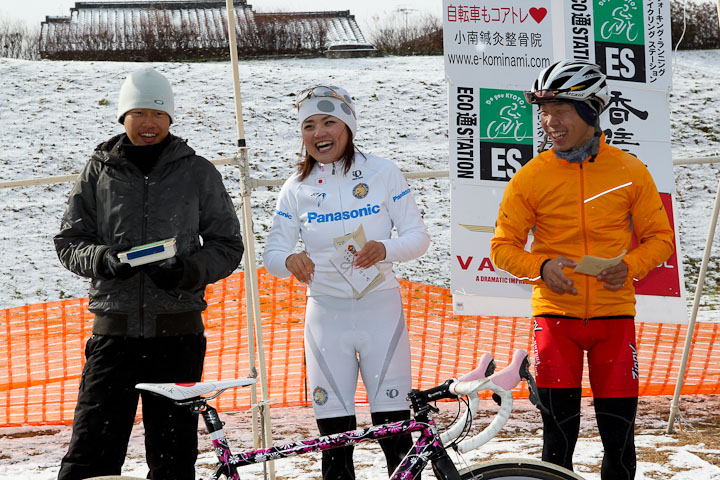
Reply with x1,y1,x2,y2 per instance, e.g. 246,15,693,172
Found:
0,0,443,33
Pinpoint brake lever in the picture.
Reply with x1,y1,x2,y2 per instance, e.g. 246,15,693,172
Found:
487,359,500,406
484,359,497,377
519,356,550,415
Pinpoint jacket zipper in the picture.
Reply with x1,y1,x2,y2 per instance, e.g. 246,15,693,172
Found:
579,163,590,322
139,176,149,337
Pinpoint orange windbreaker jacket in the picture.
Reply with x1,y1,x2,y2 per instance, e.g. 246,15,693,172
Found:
490,137,674,319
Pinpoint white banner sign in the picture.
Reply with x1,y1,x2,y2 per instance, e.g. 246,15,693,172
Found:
444,0,687,323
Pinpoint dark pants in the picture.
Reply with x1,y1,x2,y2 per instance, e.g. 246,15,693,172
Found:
539,388,637,480
57,333,206,480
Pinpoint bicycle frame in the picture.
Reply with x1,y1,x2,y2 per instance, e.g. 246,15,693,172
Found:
136,350,541,480
196,398,457,480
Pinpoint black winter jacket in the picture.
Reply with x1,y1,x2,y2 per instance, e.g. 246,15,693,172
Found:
54,134,244,337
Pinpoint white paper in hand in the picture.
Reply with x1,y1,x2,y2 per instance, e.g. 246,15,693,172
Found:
330,225,384,298
573,250,627,276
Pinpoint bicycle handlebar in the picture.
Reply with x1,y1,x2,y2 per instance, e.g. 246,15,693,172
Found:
451,349,526,452
428,349,529,453
439,353,494,444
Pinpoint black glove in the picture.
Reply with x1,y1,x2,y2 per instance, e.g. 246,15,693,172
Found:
146,257,185,290
103,244,137,280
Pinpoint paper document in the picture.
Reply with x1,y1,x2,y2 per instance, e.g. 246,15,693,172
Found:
573,250,627,276
329,225,384,298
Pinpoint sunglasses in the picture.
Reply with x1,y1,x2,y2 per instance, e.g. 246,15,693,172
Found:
295,86,356,118
523,85,588,104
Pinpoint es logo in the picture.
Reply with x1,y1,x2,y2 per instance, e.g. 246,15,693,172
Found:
479,89,533,182
594,0,646,83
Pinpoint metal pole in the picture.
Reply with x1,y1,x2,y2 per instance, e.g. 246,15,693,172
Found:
666,178,720,433
667,0,720,435
223,0,259,445
243,259,260,443
224,2,275,478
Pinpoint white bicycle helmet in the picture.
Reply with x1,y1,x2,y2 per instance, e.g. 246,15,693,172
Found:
525,59,610,115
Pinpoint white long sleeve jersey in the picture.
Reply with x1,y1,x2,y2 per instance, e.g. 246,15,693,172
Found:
263,153,430,298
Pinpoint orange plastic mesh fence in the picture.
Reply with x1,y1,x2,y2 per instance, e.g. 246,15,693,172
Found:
1,269,718,427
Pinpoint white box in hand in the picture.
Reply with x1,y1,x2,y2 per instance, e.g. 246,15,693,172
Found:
118,238,177,267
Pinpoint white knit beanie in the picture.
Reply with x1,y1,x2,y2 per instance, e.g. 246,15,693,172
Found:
117,67,175,124
297,86,357,137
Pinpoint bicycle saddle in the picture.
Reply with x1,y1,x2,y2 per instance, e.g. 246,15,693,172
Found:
136,378,257,400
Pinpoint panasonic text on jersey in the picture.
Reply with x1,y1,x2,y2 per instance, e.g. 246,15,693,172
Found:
393,188,411,202
307,204,381,223
275,209,292,220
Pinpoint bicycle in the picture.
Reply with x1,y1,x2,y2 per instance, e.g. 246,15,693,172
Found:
88,349,585,480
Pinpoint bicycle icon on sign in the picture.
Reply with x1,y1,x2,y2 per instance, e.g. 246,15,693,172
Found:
487,103,526,142
600,4,639,42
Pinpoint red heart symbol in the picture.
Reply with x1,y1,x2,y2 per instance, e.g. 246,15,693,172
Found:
529,7,547,23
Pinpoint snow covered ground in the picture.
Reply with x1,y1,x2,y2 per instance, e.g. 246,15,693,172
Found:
1,52,720,478
1,395,719,479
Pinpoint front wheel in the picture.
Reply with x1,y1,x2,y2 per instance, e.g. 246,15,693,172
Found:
459,458,586,479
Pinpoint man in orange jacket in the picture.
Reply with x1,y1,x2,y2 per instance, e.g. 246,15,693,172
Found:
491,60,674,480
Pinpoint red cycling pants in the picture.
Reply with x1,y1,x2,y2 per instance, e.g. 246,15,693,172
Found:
533,316,639,398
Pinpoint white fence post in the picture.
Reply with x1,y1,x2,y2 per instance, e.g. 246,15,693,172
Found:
224,1,275,478
666,177,720,433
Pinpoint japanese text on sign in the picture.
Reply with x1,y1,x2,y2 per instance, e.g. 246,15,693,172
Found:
454,30,543,47
603,89,650,158
646,0,667,83
447,5,548,24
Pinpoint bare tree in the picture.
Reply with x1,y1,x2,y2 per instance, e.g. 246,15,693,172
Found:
369,12,442,56
0,16,40,60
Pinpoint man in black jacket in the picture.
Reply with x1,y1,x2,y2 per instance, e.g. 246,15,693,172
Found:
54,67,244,480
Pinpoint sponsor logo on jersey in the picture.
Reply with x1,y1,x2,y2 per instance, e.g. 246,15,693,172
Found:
385,388,399,399
392,188,411,202
307,204,381,223
352,169,364,180
352,183,369,199
533,319,541,368
313,386,329,406
533,318,542,332
311,192,327,207
630,343,639,380
274,209,292,220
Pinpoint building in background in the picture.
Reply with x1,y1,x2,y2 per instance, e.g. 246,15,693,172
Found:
40,0,379,60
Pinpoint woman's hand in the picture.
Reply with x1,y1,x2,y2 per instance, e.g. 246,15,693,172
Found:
354,241,386,269
286,252,315,284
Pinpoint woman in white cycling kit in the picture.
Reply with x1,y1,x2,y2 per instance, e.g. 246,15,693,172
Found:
263,86,430,479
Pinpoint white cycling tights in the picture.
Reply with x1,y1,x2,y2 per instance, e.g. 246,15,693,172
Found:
304,288,412,419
